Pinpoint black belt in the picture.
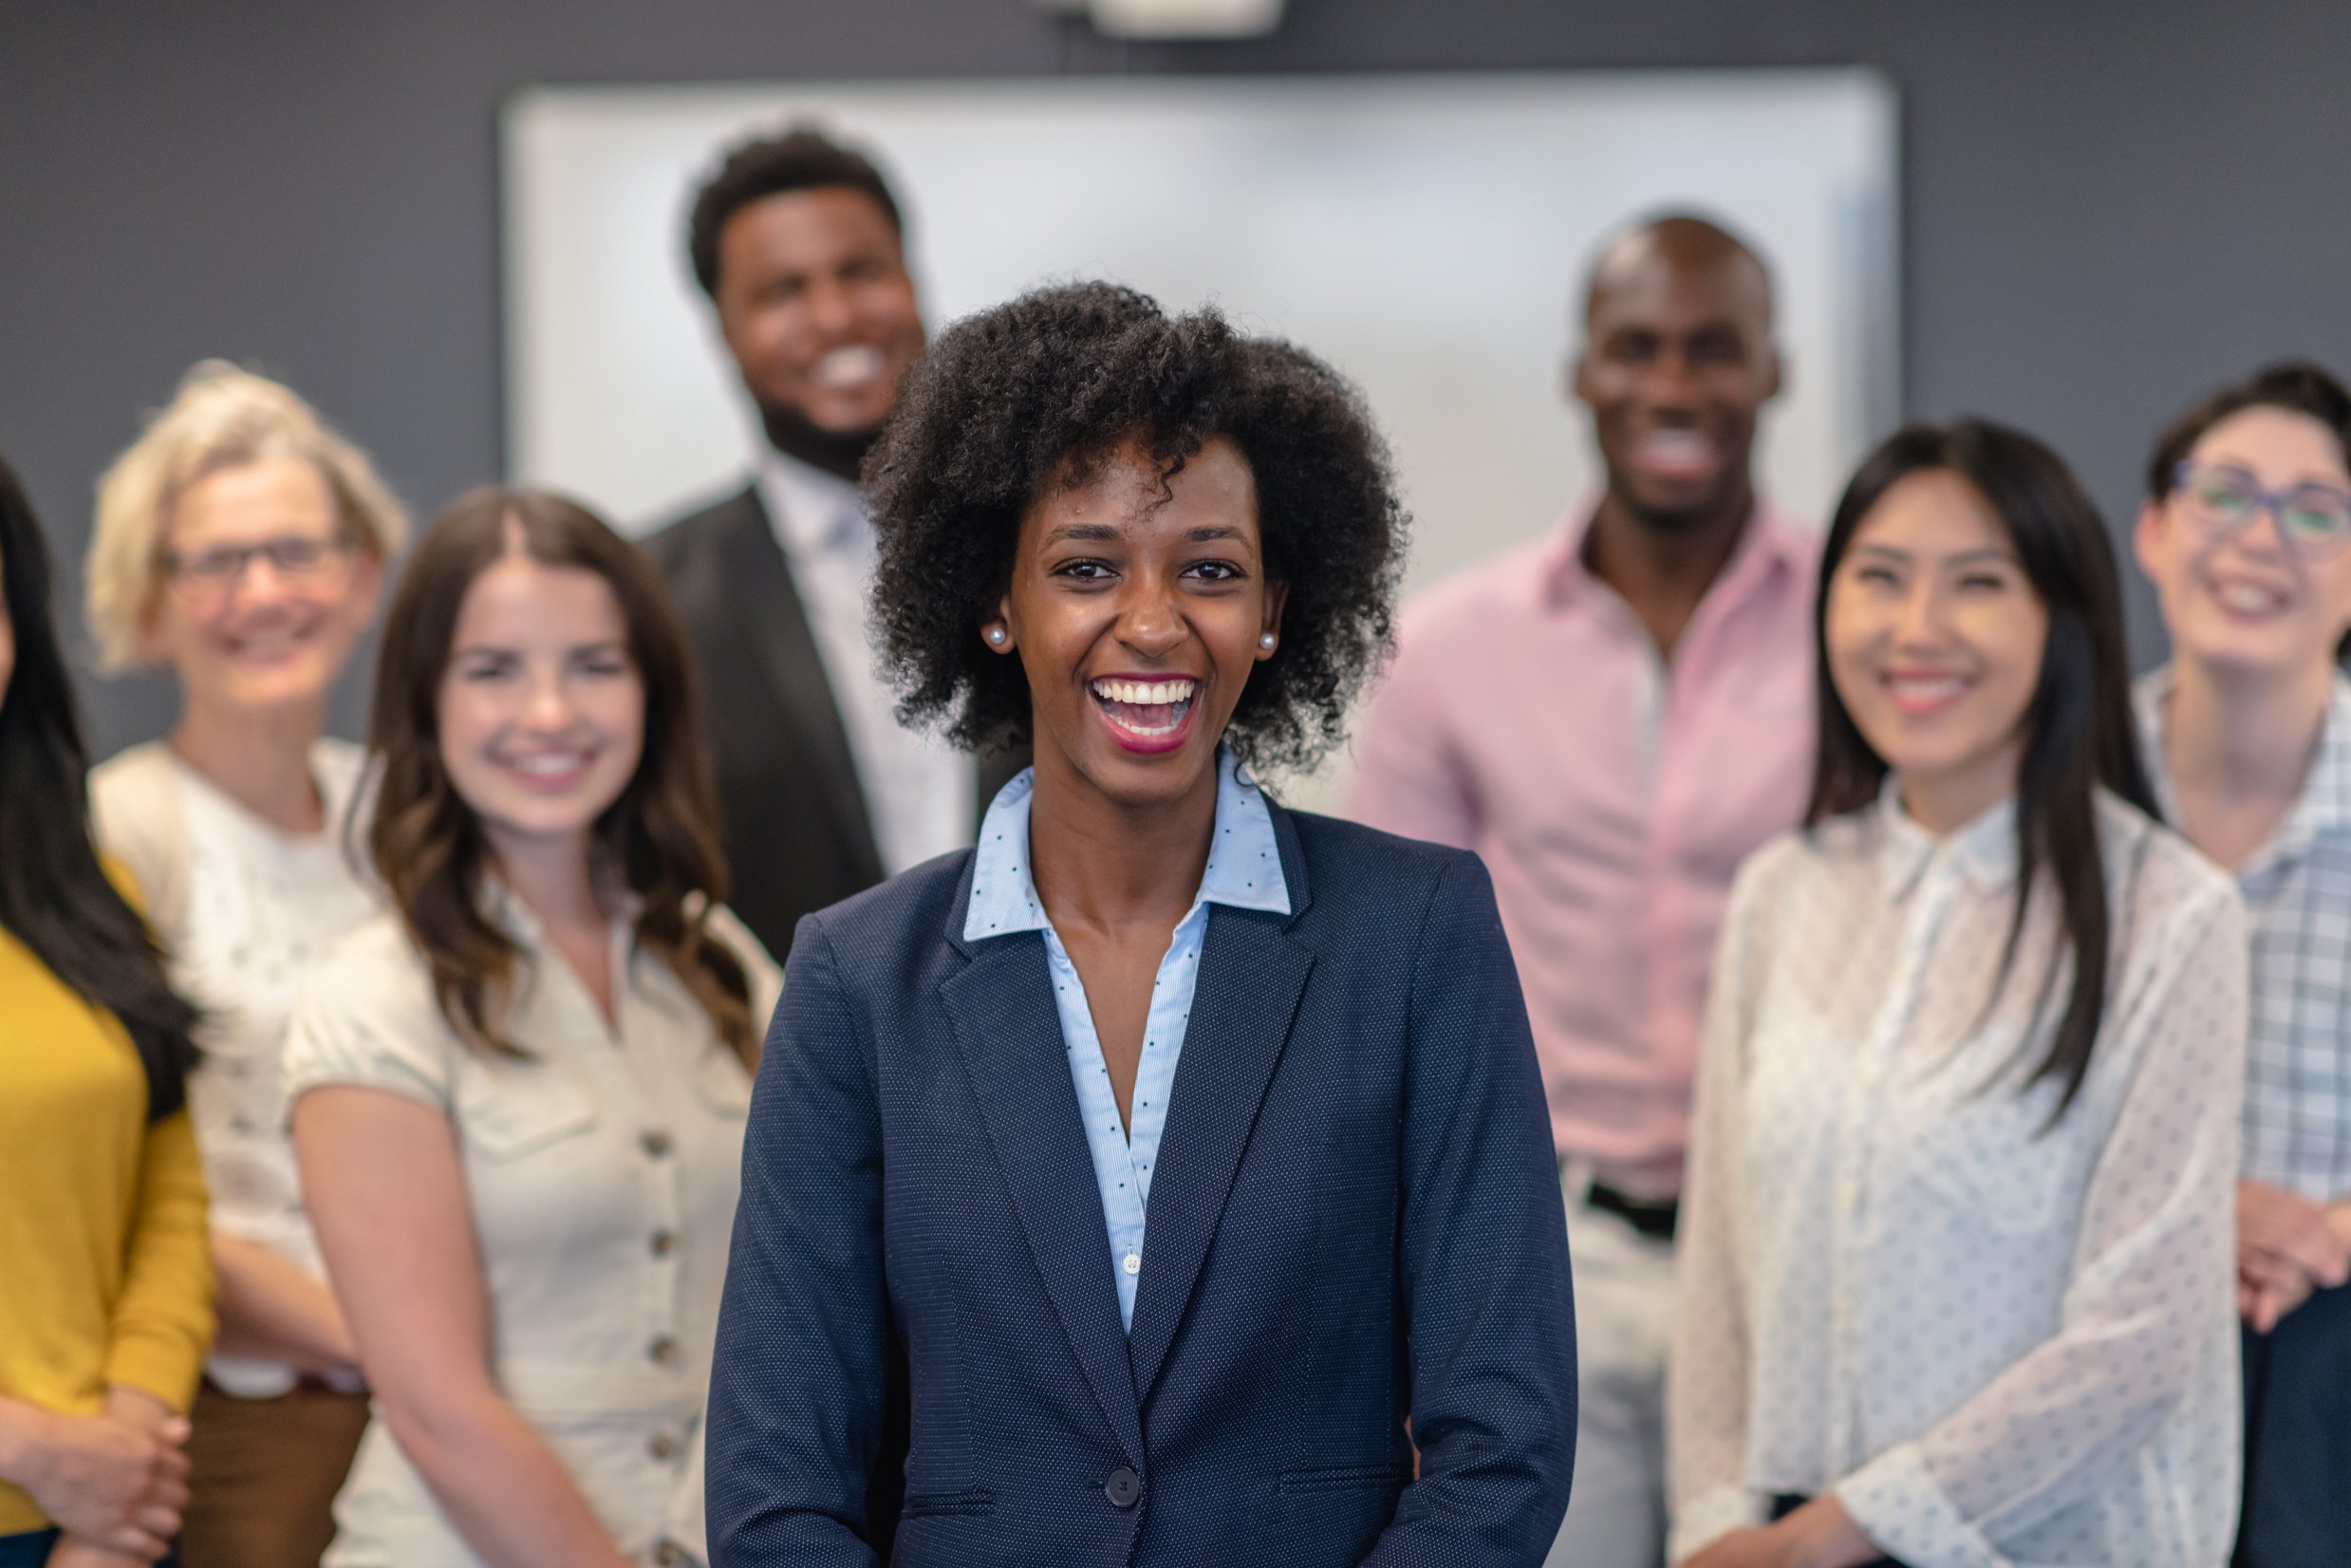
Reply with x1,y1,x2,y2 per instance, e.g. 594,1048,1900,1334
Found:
1586,1180,1679,1242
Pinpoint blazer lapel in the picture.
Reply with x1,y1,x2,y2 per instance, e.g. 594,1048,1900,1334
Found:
939,936,1146,1462
1126,807,1317,1404
711,493,885,887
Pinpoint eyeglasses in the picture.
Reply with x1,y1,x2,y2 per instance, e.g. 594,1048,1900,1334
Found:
162,534,353,595
2170,460,2351,559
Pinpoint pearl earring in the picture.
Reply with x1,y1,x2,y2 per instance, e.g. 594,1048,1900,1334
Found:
988,627,1006,645
1259,633,1276,649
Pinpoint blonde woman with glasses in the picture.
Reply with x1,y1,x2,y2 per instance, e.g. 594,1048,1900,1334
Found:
85,363,405,1568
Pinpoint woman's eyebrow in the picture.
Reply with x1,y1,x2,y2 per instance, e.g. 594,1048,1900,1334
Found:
1042,522,1120,545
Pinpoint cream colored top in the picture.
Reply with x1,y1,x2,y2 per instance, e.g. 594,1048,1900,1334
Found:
283,892,780,1568
90,737,377,1397
1670,787,2248,1568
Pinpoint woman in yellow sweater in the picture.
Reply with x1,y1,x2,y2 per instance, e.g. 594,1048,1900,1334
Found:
0,456,214,1568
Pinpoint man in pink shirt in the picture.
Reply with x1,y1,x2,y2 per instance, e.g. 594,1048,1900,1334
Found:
1348,214,1818,1568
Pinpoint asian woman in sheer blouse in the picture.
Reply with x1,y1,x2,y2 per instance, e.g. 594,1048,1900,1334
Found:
1669,420,2248,1568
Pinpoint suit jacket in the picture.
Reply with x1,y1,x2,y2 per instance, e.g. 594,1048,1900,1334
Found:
642,485,1022,962
707,802,1578,1567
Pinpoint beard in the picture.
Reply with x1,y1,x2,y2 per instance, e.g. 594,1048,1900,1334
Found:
759,401,885,484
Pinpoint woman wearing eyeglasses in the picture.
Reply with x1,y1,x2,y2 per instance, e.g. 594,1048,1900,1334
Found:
84,364,405,1568
2133,363,2351,1568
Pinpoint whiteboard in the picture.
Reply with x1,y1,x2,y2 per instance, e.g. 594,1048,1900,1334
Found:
503,71,1897,800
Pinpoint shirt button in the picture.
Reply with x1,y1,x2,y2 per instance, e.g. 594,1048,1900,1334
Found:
649,1431,681,1461
1104,1465,1141,1508
647,1335,679,1365
641,1129,674,1159
1122,1251,1142,1276
649,1228,677,1258
654,1544,685,1567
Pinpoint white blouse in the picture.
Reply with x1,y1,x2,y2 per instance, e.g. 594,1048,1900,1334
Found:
1669,787,2248,1568
89,738,379,1397
283,892,780,1568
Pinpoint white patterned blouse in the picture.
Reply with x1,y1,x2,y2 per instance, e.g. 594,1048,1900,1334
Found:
1669,785,2248,1568
89,737,379,1397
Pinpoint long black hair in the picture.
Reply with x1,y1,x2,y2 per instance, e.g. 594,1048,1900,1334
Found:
1806,419,2156,1115
0,454,197,1120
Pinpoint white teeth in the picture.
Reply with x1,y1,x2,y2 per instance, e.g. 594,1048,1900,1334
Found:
2215,582,2284,614
509,754,587,777
1890,676,1965,699
1643,430,1707,455
1091,678,1197,705
812,345,886,390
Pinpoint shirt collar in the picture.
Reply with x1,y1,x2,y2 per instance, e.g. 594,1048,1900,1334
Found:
757,446,869,560
2136,662,2351,859
963,745,1292,943
1540,494,1813,615
1873,774,2021,900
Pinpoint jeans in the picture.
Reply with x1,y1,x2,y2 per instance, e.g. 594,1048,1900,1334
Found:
0,1530,59,1566
2237,1279,2351,1568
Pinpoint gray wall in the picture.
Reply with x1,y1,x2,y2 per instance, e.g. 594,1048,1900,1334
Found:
6,0,2346,753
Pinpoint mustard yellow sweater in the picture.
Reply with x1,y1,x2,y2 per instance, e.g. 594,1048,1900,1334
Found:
0,901,212,1534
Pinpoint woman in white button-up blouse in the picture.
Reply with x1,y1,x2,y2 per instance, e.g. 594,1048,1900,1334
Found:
1669,420,2249,1568
285,489,778,1568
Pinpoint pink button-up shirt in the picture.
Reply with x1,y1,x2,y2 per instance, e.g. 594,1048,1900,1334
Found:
1348,504,1819,1193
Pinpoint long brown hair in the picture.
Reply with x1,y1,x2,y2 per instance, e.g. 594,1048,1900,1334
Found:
364,486,753,1060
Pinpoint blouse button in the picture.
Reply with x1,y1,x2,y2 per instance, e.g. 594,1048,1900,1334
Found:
1122,1251,1142,1276
640,1129,674,1159
649,1228,677,1258
647,1335,680,1365
654,1544,684,1567
648,1431,681,1461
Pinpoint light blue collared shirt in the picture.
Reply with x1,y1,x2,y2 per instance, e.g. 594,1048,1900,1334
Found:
963,746,1290,1331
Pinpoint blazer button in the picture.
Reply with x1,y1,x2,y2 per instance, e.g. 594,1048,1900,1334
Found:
1104,1465,1140,1508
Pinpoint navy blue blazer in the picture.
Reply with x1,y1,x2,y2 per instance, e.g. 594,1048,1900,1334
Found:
707,802,1577,1566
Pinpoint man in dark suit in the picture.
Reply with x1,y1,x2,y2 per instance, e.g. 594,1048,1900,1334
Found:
644,126,1014,961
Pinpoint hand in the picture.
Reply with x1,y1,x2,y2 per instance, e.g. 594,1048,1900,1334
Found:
102,1387,177,1437
15,1407,189,1558
47,1535,156,1568
2237,1182,2349,1331
2238,1181,2350,1286
1684,1526,1788,1568
2240,1252,2317,1334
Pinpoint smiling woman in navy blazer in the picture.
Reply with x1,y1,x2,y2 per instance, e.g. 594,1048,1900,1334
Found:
706,282,1577,1567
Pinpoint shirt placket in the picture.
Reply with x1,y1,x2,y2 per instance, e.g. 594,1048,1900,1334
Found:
1044,926,1151,1306
1824,855,1956,1467
583,943,696,1472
